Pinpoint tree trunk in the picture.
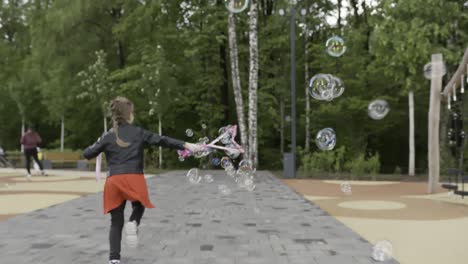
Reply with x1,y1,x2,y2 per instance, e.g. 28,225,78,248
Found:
227,11,248,156
103,115,107,133
337,0,342,28
158,114,163,169
60,115,65,152
248,0,259,166
408,90,415,176
428,54,443,193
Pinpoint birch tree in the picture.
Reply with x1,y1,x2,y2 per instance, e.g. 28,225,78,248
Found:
248,0,259,165
227,10,248,155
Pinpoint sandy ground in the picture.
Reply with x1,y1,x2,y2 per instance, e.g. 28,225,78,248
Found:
0,168,156,220
284,179,468,264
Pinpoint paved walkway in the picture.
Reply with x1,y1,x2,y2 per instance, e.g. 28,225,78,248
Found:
0,171,395,264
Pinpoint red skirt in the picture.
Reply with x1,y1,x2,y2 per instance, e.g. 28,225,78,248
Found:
103,174,155,214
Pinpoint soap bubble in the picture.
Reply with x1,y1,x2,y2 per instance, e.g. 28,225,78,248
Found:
315,128,336,151
371,240,393,262
368,100,390,120
198,137,210,144
186,168,201,184
238,159,254,177
224,0,249,13
186,168,197,178
178,156,185,162
423,62,447,80
211,158,221,166
309,74,334,101
203,174,214,183
326,36,347,57
309,74,344,101
218,184,232,195
185,129,194,137
245,183,256,192
201,123,207,129
220,157,232,169
225,144,241,159
340,182,352,195
219,126,232,145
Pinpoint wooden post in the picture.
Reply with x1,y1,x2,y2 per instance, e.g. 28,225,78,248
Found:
428,54,443,193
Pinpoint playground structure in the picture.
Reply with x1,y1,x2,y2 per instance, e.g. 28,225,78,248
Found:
431,47,468,196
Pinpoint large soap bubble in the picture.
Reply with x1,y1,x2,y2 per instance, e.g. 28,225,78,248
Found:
309,74,334,101
309,74,344,101
326,36,347,57
368,100,390,120
186,168,201,184
224,0,249,13
315,128,336,151
423,62,446,80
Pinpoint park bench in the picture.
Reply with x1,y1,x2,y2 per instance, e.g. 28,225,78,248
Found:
40,151,105,170
40,151,80,169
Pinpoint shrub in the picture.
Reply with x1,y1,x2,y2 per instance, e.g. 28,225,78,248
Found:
300,146,346,175
345,152,381,179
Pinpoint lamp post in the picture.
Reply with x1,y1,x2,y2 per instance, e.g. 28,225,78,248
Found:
290,2,297,178
279,0,307,178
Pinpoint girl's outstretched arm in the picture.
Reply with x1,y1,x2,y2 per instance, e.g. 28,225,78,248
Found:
83,135,107,160
142,129,186,150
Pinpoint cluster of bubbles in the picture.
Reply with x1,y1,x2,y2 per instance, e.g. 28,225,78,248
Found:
325,36,347,57
224,0,249,13
309,74,345,101
186,168,215,184
186,158,256,195
315,128,337,151
371,240,394,262
368,99,390,120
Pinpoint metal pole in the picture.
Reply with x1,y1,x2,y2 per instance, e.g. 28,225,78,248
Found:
290,3,297,178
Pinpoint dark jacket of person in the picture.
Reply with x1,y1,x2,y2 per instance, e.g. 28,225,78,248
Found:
21,131,42,150
83,122,185,176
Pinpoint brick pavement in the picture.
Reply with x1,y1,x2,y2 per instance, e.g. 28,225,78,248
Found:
0,170,398,264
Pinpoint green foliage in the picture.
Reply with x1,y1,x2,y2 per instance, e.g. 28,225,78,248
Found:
300,146,346,174
0,0,466,171
344,152,381,178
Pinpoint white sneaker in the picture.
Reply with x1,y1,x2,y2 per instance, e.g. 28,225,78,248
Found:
125,220,138,248
109,260,120,264
26,174,32,181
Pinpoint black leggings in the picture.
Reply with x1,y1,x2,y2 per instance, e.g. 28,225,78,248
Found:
109,200,145,260
24,148,43,174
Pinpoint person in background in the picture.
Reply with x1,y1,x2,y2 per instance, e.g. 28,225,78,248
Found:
20,126,46,180
0,145,14,168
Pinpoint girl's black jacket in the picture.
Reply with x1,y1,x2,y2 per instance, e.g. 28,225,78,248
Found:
84,122,185,176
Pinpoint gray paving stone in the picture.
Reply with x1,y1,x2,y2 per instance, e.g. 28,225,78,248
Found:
0,170,399,264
